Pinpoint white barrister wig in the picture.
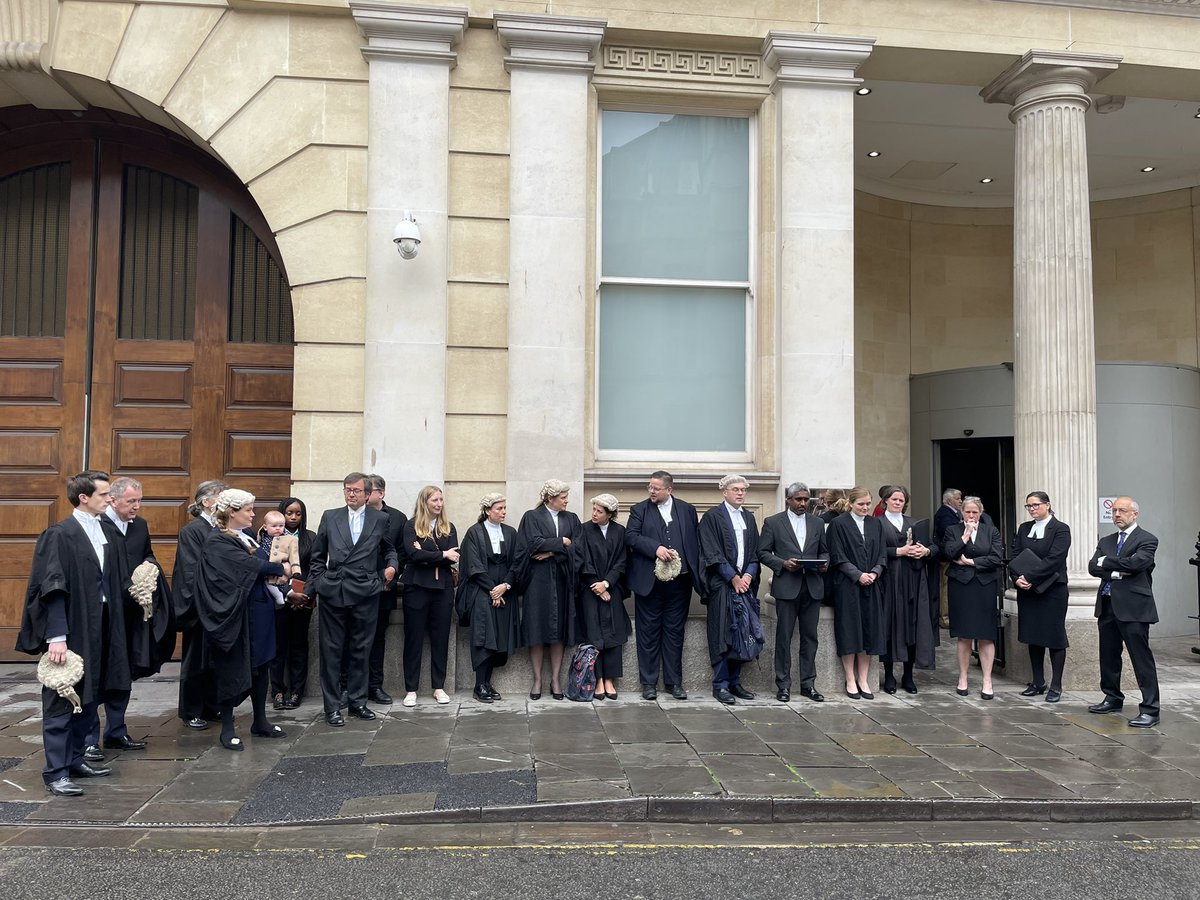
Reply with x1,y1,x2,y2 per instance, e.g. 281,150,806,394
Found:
37,650,85,714
214,488,256,514
130,560,158,622
539,479,571,503
654,549,682,582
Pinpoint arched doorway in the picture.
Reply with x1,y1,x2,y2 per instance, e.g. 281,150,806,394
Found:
0,109,295,658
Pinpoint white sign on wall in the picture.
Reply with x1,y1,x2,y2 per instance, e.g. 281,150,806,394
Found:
1099,496,1117,524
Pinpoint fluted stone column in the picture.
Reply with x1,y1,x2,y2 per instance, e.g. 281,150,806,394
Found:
351,3,466,508
496,13,604,509
983,50,1121,688
763,33,874,490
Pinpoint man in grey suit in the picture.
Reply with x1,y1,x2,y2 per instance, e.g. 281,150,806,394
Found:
310,472,398,726
1086,496,1160,727
758,482,829,702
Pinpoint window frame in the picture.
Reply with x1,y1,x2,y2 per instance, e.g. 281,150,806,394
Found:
593,104,758,465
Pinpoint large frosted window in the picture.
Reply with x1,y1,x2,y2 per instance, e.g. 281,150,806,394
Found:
598,111,751,454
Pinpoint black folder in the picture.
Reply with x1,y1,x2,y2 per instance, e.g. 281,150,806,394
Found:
1009,548,1059,593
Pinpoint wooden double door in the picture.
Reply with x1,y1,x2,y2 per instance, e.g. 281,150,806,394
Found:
0,113,295,659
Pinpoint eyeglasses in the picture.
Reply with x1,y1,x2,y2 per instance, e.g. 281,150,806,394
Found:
344,487,366,495
1024,502,1044,510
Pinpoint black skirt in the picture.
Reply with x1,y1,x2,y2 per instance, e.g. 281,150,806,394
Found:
1016,583,1069,649
947,575,999,641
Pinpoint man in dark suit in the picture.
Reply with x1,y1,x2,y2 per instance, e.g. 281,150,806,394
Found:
625,470,702,701
1086,496,1160,727
84,476,171,759
758,481,829,703
365,473,407,704
933,488,963,627
310,472,398,726
17,471,129,796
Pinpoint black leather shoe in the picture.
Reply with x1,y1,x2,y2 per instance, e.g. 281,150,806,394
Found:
83,744,105,762
800,686,825,703
273,693,286,710
901,679,918,695
368,688,393,704
1020,683,1046,697
183,716,209,730
1045,689,1062,703
348,705,376,720
882,674,897,695
46,777,82,796
776,690,791,703
103,735,146,751
473,686,493,704
668,684,688,700
325,711,345,727
956,687,969,697
69,762,111,778
1088,699,1123,714
713,688,737,705
642,685,658,701
1128,713,1159,728
484,683,502,701
284,693,301,710
729,685,755,701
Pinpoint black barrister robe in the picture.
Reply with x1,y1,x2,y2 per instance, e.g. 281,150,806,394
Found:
878,515,940,669
16,517,132,711
172,514,215,628
195,529,284,704
698,505,761,666
102,515,175,679
455,521,521,670
515,505,582,646
828,513,887,657
578,521,632,651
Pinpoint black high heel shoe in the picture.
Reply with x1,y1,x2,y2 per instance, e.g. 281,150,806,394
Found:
1020,683,1046,697
956,687,969,697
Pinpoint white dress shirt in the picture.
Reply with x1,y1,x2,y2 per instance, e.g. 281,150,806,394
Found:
484,520,505,553
787,509,807,550
1028,516,1053,540
885,511,904,531
658,495,674,526
852,513,866,537
104,505,129,536
724,501,747,570
348,506,365,543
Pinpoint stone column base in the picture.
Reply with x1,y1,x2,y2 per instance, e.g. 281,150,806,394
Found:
999,598,1136,692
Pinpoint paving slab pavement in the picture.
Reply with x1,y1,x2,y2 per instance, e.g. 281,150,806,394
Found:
1,635,1199,827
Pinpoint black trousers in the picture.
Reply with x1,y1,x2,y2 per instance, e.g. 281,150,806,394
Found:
270,606,313,699
369,592,398,690
43,694,97,784
84,689,130,747
318,596,379,713
1098,595,1160,716
593,645,624,680
634,574,692,688
403,586,452,691
178,622,217,720
774,592,820,692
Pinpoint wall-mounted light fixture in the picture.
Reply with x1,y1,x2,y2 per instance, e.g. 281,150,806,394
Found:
393,210,421,259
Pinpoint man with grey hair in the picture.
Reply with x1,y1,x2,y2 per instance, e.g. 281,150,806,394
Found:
933,488,963,628
698,475,761,704
1087,496,1161,727
759,482,828,702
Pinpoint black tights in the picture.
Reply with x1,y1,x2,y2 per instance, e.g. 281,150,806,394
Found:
882,647,916,688
1028,645,1066,691
219,664,272,741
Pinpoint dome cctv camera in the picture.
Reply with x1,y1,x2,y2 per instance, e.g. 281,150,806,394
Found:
963,429,974,437
393,211,420,260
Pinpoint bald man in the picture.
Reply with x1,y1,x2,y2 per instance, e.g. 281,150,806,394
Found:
1086,496,1160,728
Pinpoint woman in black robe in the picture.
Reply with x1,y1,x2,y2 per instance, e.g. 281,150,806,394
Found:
515,479,582,700
877,485,938,694
1012,490,1072,702
195,489,291,750
578,493,632,700
828,486,887,699
941,496,1004,699
455,493,520,703
271,497,316,710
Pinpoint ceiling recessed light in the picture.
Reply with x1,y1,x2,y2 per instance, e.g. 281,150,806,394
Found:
1140,166,1156,173
867,150,881,158
856,87,872,96
979,177,993,184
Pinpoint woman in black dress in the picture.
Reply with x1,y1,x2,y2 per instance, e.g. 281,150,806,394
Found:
877,485,937,694
516,479,582,700
195,489,292,750
579,493,632,700
828,486,887,699
271,497,315,710
941,496,1004,699
399,485,459,707
1012,490,1071,702
455,493,519,703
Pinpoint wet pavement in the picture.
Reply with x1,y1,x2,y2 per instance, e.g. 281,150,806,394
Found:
2,636,1199,827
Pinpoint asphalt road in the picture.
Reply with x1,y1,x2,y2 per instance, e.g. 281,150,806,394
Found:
3,838,1198,899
